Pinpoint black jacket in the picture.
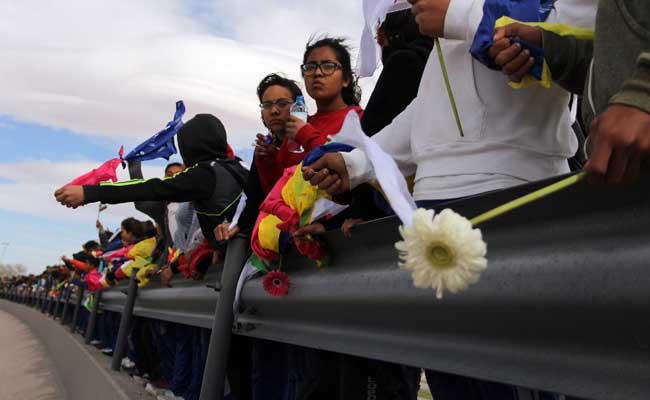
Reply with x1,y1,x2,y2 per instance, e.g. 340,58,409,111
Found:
361,38,433,136
84,114,248,249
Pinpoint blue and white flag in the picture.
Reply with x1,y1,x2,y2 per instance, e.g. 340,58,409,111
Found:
124,100,186,162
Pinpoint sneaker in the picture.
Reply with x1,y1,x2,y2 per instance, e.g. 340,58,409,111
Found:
121,357,135,369
132,375,148,387
90,340,101,346
145,384,172,397
100,348,114,356
157,394,184,400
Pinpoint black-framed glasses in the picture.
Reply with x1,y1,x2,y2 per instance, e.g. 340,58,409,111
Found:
259,99,293,111
300,61,342,76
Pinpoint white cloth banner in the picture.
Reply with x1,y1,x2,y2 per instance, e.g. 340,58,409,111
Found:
334,111,417,226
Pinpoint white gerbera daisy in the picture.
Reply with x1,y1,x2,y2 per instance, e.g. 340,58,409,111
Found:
395,208,487,299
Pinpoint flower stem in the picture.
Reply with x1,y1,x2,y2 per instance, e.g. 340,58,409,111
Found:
435,38,464,138
470,172,587,226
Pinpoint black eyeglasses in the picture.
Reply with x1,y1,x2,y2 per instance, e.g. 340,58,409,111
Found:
300,61,342,76
259,99,293,111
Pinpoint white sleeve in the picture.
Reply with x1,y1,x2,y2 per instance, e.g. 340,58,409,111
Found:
443,0,485,42
547,0,597,29
342,100,417,188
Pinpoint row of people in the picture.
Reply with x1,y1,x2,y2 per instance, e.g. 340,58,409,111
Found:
47,0,649,399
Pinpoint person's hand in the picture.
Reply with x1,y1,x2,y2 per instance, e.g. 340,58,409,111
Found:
143,268,157,278
408,0,451,38
255,134,278,158
293,222,325,242
285,115,307,140
54,185,85,208
214,223,240,242
191,269,205,281
488,23,541,82
585,105,650,184
302,153,350,195
341,218,363,238
160,266,173,287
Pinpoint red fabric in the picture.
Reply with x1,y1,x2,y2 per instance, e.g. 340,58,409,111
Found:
226,145,235,159
115,268,126,281
257,106,363,196
293,106,364,152
85,269,104,292
250,210,280,262
259,166,300,230
295,238,327,261
255,151,286,195
66,146,124,186
177,240,214,279
104,245,134,262
63,257,90,272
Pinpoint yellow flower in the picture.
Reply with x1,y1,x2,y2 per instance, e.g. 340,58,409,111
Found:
396,208,487,299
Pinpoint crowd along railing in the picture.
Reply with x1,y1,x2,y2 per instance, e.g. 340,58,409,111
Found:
3,174,650,400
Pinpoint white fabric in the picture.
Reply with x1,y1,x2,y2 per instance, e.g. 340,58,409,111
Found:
229,193,247,230
356,0,410,78
309,198,349,224
233,257,262,314
344,0,597,201
172,203,203,253
166,202,180,244
336,112,417,225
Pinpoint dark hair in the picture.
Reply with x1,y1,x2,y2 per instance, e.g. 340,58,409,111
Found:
83,240,100,252
164,162,184,175
142,220,157,239
381,9,426,46
257,73,303,103
121,217,145,239
303,36,362,106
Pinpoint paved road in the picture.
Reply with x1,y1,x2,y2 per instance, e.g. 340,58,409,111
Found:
0,300,149,400
0,308,64,400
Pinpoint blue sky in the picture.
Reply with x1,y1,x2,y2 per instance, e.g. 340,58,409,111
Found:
0,0,370,274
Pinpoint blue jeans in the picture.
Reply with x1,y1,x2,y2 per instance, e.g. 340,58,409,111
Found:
186,327,211,400
151,320,176,383
252,339,289,400
170,324,193,396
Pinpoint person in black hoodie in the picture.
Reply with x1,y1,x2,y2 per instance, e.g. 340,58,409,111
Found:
361,8,434,137
54,114,248,251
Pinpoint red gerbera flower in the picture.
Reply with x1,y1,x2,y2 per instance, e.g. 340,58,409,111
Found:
263,270,290,297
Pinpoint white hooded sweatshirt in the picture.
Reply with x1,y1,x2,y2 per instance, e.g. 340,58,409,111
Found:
344,0,597,201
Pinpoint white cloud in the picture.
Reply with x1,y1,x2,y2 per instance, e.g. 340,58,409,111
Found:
0,1,375,149
0,1,383,274
0,159,159,225
0,158,169,274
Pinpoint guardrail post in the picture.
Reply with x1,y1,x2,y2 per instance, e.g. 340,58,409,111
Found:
85,291,102,344
53,286,64,319
47,290,56,315
41,288,50,313
199,235,249,400
111,268,139,371
70,287,85,333
60,286,73,325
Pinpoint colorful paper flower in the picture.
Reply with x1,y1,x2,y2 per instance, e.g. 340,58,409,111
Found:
396,208,487,299
263,270,290,297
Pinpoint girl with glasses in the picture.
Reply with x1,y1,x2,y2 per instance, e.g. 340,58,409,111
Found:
283,37,363,155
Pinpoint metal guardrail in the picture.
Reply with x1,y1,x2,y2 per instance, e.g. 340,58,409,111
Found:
234,174,650,400
99,270,221,329
2,174,650,400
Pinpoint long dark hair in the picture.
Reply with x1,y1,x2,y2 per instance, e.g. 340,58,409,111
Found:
303,36,361,106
